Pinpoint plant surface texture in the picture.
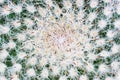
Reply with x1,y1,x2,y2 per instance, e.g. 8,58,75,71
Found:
0,0,120,80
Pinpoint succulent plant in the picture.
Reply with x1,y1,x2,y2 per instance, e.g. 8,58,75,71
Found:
0,0,120,80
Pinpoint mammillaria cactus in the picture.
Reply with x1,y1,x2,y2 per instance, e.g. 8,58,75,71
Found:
0,0,120,80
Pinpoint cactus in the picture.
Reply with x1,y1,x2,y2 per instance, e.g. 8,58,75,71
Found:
0,0,120,80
